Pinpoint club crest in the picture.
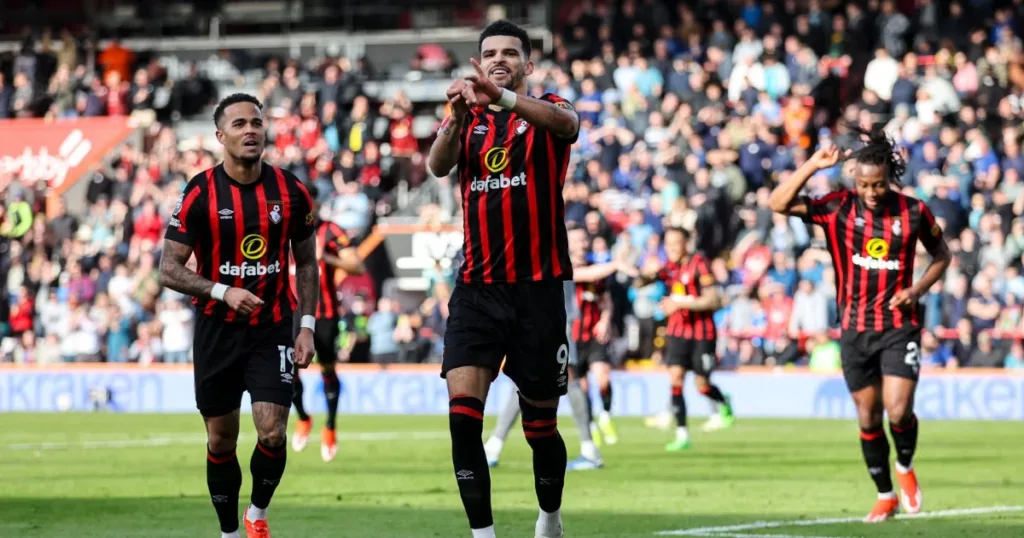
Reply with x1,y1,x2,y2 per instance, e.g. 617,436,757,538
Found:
268,201,283,224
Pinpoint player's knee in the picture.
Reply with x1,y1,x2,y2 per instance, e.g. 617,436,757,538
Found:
885,404,912,427
519,396,560,448
320,363,337,378
207,432,237,454
449,395,485,434
695,377,710,394
855,407,884,430
258,429,287,449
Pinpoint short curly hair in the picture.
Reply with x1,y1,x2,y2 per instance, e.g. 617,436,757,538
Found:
213,93,263,129
478,20,531,58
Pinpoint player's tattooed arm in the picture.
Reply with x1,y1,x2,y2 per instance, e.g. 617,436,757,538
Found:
428,79,472,178
505,95,579,139
292,234,320,318
427,115,464,178
158,239,215,298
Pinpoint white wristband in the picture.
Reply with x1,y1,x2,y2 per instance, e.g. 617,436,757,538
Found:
300,315,316,331
210,283,229,301
497,88,518,110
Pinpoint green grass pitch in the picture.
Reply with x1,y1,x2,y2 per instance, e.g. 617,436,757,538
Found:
0,414,1022,537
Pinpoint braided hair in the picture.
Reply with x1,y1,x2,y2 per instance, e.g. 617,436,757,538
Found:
843,124,907,186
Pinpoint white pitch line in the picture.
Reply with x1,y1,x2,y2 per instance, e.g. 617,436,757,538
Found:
2,431,450,451
656,505,1024,536
686,534,847,538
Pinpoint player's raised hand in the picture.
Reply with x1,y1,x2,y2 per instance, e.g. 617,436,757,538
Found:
889,288,920,310
224,287,264,315
808,144,845,171
462,58,502,108
294,327,315,369
446,79,471,117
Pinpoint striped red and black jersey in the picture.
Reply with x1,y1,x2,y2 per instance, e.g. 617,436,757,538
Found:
316,220,352,320
456,93,577,284
571,277,608,342
799,189,945,332
659,254,717,340
164,163,315,325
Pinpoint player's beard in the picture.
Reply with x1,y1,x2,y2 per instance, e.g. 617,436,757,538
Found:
494,67,525,91
236,152,262,166
234,142,264,166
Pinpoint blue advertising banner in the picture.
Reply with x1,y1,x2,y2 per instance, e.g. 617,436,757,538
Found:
1,369,1021,420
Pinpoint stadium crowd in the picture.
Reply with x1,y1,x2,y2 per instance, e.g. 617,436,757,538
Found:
3,0,1024,371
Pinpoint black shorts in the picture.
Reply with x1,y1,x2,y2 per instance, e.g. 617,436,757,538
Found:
193,315,296,417
840,327,922,392
664,337,717,376
442,280,570,401
574,339,610,377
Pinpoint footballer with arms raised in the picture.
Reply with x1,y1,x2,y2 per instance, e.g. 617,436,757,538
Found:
427,19,579,538
768,127,951,522
159,93,318,538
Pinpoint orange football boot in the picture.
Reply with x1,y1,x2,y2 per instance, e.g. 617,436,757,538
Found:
895,465,923,514
244,508,271,538
291,418,312,452
321,427,337,462
864,495,900,523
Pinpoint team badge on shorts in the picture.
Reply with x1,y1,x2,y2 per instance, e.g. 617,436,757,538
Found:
267,201,283,224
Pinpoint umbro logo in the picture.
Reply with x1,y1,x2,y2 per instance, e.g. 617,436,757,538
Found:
219,209,234,220
473,125,488,135
855,217,865,227
456,470,474,480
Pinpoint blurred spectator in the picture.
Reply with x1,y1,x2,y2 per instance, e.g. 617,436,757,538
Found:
5,5,1024,369
367,297,399,364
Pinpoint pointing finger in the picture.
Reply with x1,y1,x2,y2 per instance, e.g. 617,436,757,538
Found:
470,57,486,77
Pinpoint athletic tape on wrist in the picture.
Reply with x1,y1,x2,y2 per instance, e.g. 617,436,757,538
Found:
211,283,228,301
497,88,518,110
301,315,316,331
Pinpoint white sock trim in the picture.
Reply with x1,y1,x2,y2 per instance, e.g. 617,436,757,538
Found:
471,525,496,538
537,508,562,529
222,532,240,538
878,491,896,500
246,504,267,522
894,461,913,473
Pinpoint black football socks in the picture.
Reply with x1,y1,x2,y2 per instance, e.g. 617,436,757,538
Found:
860,426,893,493
449,395,493,530
207,447,242,533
